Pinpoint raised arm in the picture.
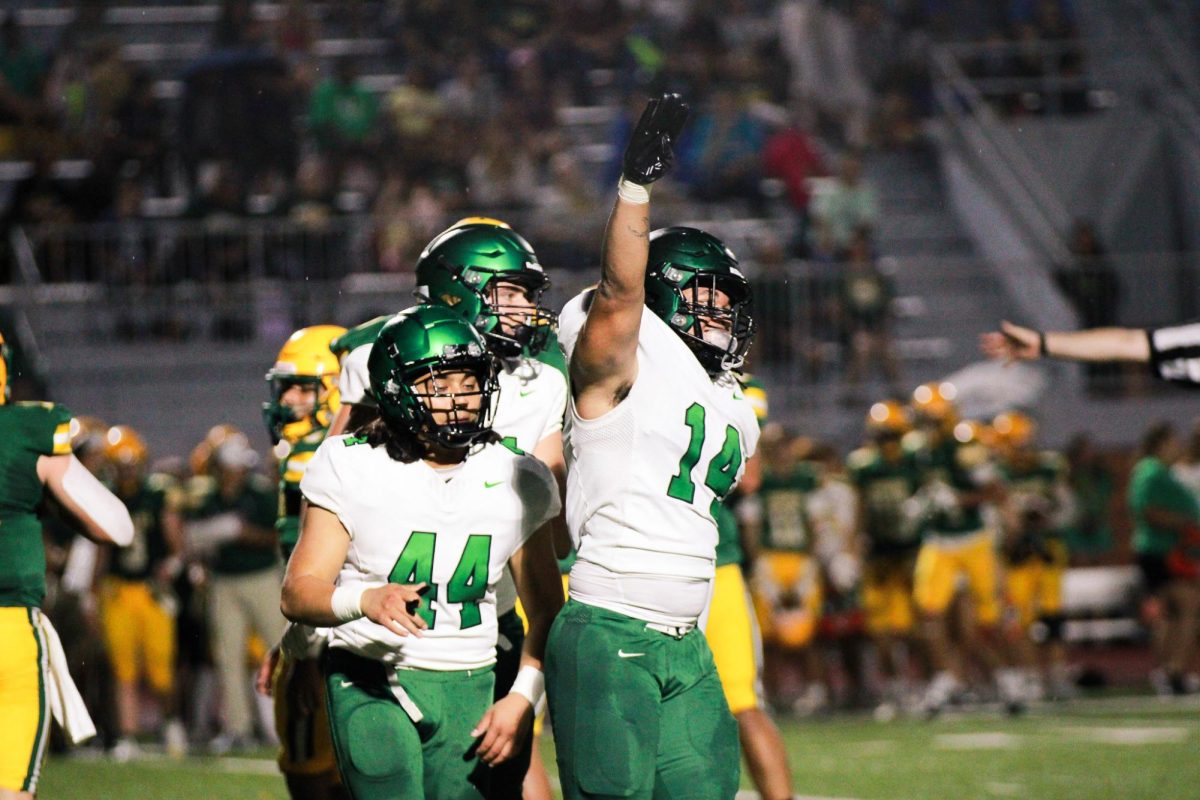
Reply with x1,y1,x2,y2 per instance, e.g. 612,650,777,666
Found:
980,320,1150,364
571,94,689,419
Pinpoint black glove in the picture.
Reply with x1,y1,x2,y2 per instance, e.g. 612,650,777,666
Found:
622,93,690,186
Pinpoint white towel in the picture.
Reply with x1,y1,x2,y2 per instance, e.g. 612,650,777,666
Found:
34,610,97,745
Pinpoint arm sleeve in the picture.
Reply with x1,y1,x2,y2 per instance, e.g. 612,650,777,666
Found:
300,440,354,539
337,344,376,406
1148,321,1200,386
514,455,562,542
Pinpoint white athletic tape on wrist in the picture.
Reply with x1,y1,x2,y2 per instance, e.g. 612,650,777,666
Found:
617,178,651,204
508,665,545,707
330,584,369,623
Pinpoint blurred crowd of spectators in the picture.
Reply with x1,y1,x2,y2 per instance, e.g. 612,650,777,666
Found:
0,0,1091,286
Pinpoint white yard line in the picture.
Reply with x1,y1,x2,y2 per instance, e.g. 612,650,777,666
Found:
1056,726,1190,745
933,732,1021,750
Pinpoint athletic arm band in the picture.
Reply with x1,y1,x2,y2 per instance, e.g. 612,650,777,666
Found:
508,665,546,707
61,456,134,546
330,584,370,623
617,178,651,204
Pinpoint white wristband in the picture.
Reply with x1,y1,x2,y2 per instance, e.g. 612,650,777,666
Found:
617,178,651,204
508,665,545,707
330,584,368,623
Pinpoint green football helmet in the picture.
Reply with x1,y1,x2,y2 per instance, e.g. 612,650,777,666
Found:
644,226,756,374
414,223,556,358
367,305,499,450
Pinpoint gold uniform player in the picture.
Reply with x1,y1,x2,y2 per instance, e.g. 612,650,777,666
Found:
99,425,188,761
907,383,1024,714
847,401,923,715
993,411,1073,698
259,325,349,800
0,332,134,799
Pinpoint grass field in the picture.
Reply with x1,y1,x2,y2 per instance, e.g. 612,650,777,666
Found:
38,696,1200,800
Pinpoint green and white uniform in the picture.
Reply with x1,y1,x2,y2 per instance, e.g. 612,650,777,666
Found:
547,292,759,800
301,434,559,799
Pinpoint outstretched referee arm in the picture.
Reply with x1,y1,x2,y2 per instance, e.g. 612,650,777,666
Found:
570,93,689,420
981,319,1200,386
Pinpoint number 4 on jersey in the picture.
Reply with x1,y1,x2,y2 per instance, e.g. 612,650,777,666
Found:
666,402,743,517
388,532,492,629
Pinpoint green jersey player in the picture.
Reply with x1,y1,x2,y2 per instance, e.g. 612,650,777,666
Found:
282,306,563,800
548,94,760,800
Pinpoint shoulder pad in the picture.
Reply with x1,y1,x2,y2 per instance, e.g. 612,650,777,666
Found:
12,402,76,455
330,316,389,356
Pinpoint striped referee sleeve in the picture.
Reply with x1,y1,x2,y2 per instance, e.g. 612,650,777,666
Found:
1148,320,1200,386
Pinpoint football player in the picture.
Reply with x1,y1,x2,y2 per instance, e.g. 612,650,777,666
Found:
907,383,1021,715
703,376,795,800
993,411,1075,700
282,306,563,800
183,429,281,753
0,331,134,799
258,325,349,800
750,431,826,715
847,401,923,719
330,218,569,799
99,425,188,761
549,93,760,799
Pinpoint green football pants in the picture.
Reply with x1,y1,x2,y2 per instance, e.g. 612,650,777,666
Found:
545,599,740,800
324,648,494,800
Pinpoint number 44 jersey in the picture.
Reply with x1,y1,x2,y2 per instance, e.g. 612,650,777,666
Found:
300,435,560,670
557,293,760,615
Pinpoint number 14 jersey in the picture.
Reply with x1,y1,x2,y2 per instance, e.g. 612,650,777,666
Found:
301,436,560,670
558,293,760,623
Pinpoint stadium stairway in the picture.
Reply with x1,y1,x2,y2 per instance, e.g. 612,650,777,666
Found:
763,146,1012,444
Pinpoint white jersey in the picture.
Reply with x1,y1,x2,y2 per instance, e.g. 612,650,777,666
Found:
491,356,567,613
337,345,567,614
338,343,375,407
558,291,760,625
301,435,560,670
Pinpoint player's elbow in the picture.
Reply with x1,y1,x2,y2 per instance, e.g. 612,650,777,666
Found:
280,582,301,623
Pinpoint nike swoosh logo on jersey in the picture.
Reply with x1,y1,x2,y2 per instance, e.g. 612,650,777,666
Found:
519,389,534,397
339,680,354,689
617,650,645,658
484,481,504,488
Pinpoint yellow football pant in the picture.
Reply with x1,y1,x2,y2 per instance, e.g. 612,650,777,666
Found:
1006,541,1068,628
914,531,1001,625
752,552,822,650
0,607,51,794
705,564,764,714
863,555,916,636
100,578,176,694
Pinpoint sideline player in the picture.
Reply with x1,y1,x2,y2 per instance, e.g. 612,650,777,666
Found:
257,325,349,800
549,93,760,799
0,331,134,799
847,401,923,718
282,306,564,799
99,425,188,760
907,383,1021,715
